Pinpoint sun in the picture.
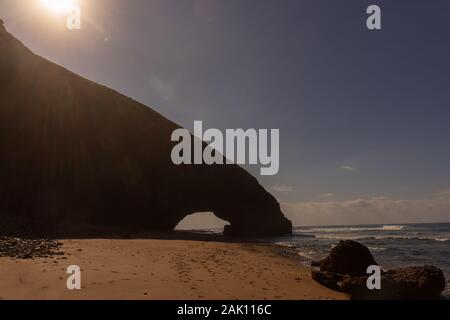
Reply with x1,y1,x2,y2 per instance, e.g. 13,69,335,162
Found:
41,0,77,14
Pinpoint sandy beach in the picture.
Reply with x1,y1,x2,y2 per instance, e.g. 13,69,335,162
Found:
0,238,347,300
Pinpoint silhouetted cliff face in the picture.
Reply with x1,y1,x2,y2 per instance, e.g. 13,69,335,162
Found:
0,21,292,236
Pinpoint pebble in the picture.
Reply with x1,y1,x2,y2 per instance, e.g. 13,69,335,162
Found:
0,237,63,260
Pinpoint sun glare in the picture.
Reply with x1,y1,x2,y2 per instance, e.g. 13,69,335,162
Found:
41,0,76,14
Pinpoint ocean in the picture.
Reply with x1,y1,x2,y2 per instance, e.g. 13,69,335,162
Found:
273,223,450,298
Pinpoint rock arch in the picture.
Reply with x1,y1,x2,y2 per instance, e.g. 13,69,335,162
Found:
0,21,292,237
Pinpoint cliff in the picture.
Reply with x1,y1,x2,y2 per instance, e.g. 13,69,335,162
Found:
0,20,292,236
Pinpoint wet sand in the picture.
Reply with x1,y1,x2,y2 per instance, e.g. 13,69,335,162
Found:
0,239,347,300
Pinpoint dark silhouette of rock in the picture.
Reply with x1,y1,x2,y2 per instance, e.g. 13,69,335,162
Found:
319,240,377,276
381,266,446,299
338,265,446,300
312,241,447,299
311,270,344,292
0,22,292,237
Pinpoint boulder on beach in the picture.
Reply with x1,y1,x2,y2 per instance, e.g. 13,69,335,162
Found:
312,241,447,299
311,270,344,292
319,240,378,276
337,265,446,300
380,266,446,299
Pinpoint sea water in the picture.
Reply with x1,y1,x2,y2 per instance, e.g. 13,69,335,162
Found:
273,223,450,298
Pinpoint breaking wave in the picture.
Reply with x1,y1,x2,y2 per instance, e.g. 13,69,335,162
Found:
314,234,449,242
299,225,405,233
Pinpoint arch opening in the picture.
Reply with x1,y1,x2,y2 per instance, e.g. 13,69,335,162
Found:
175,212,230,232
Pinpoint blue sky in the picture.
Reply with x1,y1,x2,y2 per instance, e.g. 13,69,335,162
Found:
1,0,449,225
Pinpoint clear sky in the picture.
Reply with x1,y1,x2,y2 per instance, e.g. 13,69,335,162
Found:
1,0,449,226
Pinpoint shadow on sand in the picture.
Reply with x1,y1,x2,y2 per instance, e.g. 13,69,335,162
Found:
0,217,272,244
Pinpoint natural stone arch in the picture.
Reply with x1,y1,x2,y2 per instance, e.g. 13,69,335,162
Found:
0,22,292,237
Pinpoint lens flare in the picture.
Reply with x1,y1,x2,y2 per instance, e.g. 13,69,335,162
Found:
41,0,76,14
